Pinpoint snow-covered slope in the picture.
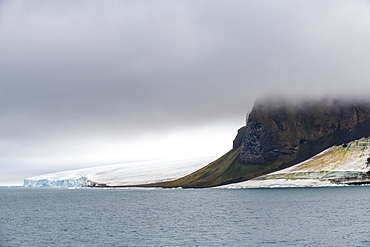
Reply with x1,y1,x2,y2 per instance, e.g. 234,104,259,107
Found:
24,157,215,188
221,137,370,188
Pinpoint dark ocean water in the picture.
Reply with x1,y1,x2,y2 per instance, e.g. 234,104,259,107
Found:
1,187,370,247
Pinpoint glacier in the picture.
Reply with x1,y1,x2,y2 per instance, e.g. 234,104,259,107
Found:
23,177,95,188
24,157,215,188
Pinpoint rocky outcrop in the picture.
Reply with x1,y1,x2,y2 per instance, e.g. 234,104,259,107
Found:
239,98,370,169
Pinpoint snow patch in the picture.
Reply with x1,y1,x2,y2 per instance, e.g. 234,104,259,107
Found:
221,137,370,189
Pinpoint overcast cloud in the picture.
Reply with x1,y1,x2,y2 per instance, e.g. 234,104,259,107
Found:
1,0,370,185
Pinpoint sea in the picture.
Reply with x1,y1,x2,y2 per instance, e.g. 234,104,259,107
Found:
1,186,370,247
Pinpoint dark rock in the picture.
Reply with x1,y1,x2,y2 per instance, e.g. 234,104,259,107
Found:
239,98,370,166
232,126,246,150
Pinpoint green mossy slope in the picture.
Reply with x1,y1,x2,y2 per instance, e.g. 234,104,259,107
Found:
161,147,253,188
161,146,291,188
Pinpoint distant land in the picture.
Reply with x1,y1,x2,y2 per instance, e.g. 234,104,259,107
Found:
161,97,370,188
25,97,370,188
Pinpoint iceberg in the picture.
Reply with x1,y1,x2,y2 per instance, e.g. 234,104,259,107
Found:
23,157,215,188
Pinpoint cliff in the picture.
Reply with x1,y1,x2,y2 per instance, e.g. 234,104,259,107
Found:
162,98,370,188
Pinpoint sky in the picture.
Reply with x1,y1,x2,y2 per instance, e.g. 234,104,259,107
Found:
1,0,370,186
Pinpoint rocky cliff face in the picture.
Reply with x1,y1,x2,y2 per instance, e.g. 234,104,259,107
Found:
162,98,370,188
238,98,370,168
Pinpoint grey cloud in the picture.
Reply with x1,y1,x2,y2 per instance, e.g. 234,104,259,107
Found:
1,0,369,130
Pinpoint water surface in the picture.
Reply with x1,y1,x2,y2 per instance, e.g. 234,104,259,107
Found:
1,187,370,246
